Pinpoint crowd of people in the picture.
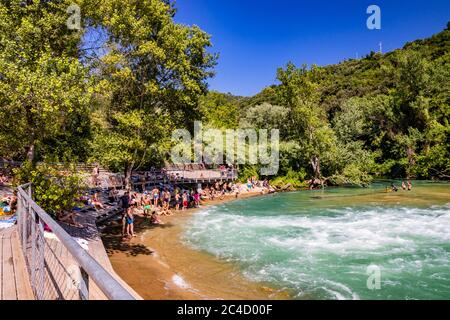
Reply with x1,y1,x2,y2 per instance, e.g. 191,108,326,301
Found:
389,180,413,192
111,178,275,238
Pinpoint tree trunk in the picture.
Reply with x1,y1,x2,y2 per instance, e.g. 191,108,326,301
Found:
311,155,321,179
309,155,322,189
124,162,134,189
406,146,415,179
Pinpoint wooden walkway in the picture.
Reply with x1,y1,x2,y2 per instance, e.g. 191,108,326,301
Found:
0,226,34,300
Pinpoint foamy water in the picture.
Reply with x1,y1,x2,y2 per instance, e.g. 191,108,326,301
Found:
184,183,450,299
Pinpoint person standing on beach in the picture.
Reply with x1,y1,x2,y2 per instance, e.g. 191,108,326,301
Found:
120,191,131,236
407,180,412,191
161,189,171,216
126,208,135,237
175,192,181,211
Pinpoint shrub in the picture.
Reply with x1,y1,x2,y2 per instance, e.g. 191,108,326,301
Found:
13,162,87,216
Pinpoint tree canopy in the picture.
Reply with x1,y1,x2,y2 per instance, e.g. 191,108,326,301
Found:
1,1,448,187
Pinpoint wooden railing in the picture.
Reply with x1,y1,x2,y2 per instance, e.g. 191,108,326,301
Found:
16,183,136,300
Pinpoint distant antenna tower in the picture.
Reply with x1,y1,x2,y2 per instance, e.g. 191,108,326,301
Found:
379,41,383,54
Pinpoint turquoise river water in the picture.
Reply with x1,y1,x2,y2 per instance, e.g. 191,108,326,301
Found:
183,181,450,300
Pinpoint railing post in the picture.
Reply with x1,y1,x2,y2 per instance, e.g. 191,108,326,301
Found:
79,267,89,300
20,194,27,250
37,219,45,300
30,207,36,293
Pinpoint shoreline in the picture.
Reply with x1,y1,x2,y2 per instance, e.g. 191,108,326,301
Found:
101,190,292,300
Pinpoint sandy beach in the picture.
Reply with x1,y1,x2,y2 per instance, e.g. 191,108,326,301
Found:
101,191,291,300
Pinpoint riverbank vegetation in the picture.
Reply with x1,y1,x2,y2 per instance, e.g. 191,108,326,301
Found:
0,1,449,188
201,23,450,186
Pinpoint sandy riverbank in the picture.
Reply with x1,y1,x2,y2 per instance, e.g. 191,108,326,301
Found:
101,191,291,300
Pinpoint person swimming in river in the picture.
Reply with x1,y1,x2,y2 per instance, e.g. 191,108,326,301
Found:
391,183,399,192
407,180,412,191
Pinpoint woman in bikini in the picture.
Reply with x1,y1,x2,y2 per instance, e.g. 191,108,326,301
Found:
151,187,160,210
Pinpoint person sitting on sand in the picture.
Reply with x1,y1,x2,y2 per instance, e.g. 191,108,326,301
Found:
108,188,119,203
92,192,105,210
401,181,407,190
160,190,172,216
150,212,163,225
56,211,82,227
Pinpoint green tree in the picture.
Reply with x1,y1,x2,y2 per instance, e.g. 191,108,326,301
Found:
0,0,91,163
87,0,217,185
276,62,336,181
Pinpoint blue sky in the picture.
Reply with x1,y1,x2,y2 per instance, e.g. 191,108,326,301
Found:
174,0,450,96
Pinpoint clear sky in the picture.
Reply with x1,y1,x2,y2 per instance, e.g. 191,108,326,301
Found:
174,0,450,96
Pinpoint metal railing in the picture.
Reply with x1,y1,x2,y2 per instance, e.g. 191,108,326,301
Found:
16,183,136,300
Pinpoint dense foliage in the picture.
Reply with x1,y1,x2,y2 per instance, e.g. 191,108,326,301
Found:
0,0,448,188
13,162,86,215
200,24,450,185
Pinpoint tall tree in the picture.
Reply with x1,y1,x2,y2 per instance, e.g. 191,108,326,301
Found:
276,62,335,181
87,0,217,186
0,0,91,163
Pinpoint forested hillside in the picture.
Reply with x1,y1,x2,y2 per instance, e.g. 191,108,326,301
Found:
200,23,450,186
0,0,448,187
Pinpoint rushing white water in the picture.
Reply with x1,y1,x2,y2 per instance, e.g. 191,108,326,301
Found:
184,183,450,300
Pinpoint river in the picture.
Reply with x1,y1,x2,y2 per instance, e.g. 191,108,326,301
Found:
183,181,450,300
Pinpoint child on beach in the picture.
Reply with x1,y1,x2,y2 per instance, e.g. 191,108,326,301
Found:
120,191,131,236
161,189,172,216
151,187,160,210
182,192,188,211
143,195,152,216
